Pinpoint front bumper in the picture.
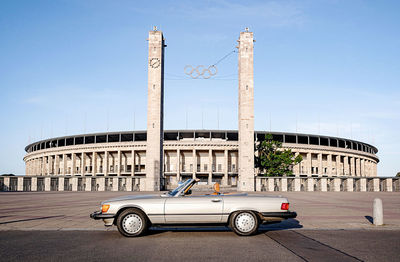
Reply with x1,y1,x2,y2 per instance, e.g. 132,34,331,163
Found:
90,211,116,220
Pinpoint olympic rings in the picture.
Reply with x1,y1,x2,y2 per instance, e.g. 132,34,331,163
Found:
184,65,218,79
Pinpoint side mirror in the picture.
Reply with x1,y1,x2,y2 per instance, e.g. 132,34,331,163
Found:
184,189,192,195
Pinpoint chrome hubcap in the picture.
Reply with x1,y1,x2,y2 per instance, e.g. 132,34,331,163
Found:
235,212,256,233
122,214,142,234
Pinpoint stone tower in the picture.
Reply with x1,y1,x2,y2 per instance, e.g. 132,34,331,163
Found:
238,29,255,191
146,28,165,191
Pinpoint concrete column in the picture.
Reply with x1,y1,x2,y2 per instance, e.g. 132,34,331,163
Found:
344,156,349,176
4,177,10,191
336,155,341,176
31,177,37,191
44,177,50,191
373,198,383,226
112,177,118,191
58,177,64,191
117,150,121,176
139,178,146,191
346,178,354,192
307,153,312,176
238,29,255,191
374,163,377,177
360,178,367,191
145,29,165,191
42,156,46,175
17,177,23,191
281,177,288,192
222,150,228,186
97,177,105,191
373,178,380,192
55,155,60,175
294,178,301,191
104,151,109,176
327,154,332,176
92,152,97,175
192,149,196,179
81,152,86,176
356,158,361,176
71,153,76,176
62,154,67,175
293,152,300,175
85,177,91,191
48,156,53,175
318,153,323,176
361,159,365,177
176,149,180,182
131,150,135,176
369,161,373,177
350,157,355,176
333,178,341,192
40,157,44,176
268,178,274,191
208,149,212,185
255,177,262,191
320,178,327,192
307,178,314,192
126,177,132,191
71,177,78,191
386,178,393,192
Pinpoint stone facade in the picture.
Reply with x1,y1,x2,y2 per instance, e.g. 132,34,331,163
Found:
23,130,379,190
238,30,255,191
146,29,165,191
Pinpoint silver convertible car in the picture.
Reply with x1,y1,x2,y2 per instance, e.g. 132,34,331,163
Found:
90,179,297,237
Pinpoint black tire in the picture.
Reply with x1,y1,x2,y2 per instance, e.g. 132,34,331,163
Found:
116,208,148,237
229,211,259,236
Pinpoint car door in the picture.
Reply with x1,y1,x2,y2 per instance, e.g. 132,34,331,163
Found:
164,195,223,223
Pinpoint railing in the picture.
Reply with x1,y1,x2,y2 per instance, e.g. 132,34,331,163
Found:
0,176,143,192
256,176,400,192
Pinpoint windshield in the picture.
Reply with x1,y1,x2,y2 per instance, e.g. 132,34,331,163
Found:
168,179,192,196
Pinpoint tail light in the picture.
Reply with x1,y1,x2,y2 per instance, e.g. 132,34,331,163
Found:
281,203,289,210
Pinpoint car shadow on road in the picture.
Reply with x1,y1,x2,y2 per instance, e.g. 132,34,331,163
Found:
365,215,373,224
259,219,303,232
146,219,302,236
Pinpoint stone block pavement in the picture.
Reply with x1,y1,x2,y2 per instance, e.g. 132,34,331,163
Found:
0,191,399,231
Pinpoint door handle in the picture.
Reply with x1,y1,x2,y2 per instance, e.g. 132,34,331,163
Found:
211,199,221,202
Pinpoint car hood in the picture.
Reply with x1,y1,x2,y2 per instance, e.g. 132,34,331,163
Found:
102,194,166,204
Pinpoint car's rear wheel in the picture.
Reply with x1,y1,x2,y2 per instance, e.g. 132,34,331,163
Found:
229,211,259,236
116,208,148,237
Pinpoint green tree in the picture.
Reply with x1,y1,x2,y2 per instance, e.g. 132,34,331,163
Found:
396,172,400,177
255,134,303,177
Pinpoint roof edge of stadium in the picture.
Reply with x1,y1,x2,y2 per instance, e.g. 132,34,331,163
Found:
25,130,378,154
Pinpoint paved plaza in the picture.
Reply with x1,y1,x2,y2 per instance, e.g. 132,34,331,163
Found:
1,191,399,230
0,191,399,261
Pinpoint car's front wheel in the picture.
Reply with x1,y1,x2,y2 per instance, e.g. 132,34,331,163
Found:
229,211,259,236
116,208,148,237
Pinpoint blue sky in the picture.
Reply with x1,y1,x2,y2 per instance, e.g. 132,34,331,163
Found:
0,0,399,176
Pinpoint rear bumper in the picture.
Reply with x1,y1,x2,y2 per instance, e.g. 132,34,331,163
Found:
90,211,116,220
261,211,297,221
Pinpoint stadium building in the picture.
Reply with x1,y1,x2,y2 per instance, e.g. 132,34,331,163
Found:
23,28,379,191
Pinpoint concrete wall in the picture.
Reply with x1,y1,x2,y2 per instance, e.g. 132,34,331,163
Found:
0,176,142,192
1,176,399,192
256,176,400,192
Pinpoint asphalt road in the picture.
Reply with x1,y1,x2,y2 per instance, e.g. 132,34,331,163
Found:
1,228,399,262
